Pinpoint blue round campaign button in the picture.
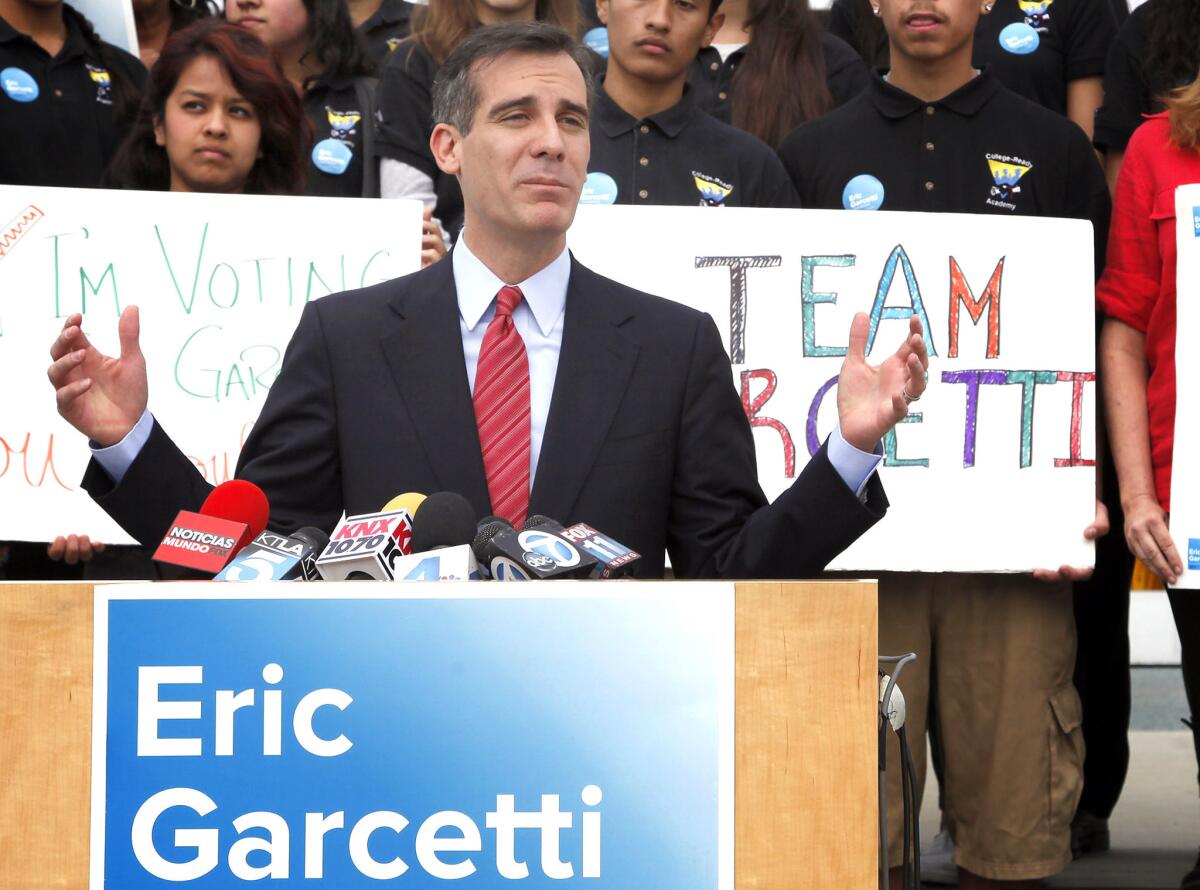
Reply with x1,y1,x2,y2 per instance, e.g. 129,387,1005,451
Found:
842,174,884,211
579,171,618,205
999,22,1040,55
584,27,609,57
311,138,352,175
1,67,39,103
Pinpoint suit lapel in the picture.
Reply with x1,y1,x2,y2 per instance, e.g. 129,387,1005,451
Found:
379,260,491,515
530,259,639,522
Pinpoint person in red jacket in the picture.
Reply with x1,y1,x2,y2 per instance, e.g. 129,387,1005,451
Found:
1098,83,1200,890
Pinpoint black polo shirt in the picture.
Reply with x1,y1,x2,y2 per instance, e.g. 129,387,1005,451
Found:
1094,0,1194,153
304,75,372,198
358,0,414,68
0,8,145,187
970,0,1114,115
687,32,871,126
587,85,798,207
375,39,464,233
777,70,1109,272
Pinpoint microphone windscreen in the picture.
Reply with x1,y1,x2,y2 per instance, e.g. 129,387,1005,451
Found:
200,480,270,550
411,491,478,551
472,517,513,563
523,514,558,530
380,491,427,515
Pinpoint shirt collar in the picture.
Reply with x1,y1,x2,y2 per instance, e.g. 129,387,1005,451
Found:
868,66,1000,119
593,79,697,139
452,234,569,338
695,44,745,68
0,9,87,60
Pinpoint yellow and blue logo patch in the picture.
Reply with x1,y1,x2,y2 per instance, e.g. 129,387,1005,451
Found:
1017,0,1053,29
693,171,733,207
87,64,113,105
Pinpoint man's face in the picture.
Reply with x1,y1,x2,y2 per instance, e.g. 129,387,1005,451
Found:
433,51,590,243
598,0,720,85
878,0,986,65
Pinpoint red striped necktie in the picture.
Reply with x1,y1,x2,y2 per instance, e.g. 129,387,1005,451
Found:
473,284,531,528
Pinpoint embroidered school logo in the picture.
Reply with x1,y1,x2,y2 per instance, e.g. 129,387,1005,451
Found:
326,107,361,139
985,153,1032,210
693,171,733,207
87,64,112,105
1017,0,1053,31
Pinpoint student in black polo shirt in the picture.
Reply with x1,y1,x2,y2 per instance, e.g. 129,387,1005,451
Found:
829,0,1114,139
133,0,217,69
226,0,379,198
0,0,145,188
687,0,869,144
780,1,1107,887
349,0,415,67
588,0,796,207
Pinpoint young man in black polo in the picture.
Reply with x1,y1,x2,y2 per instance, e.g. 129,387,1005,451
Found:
586,0,796,207
778,1,1109,888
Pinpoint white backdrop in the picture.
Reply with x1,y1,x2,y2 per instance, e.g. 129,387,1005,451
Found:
1170,185,1200,588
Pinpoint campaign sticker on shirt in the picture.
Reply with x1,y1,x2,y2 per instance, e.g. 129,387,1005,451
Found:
1192,206,1200,237
579,171,618,205
584,27,609,57
1,67,38,103
1190,539,1200,570
312,137,352,175
999,22,1040,55
842,174,884,211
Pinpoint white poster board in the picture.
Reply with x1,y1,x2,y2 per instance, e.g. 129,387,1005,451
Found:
569,206,1097,572
71,0,139,58
1170,185,1200,588
0,186,422,544
0,194,1094,571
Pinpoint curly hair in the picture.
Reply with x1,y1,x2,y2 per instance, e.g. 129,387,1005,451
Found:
1142,0,1200,103
107,20,311,194
300,0,376,84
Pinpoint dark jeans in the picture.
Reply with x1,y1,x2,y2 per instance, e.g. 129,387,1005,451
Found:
1169,589,1200,784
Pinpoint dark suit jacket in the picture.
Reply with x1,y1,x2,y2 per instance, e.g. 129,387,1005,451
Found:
84,255,886,578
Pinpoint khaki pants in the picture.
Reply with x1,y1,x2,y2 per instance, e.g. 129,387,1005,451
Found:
880,572,1084,881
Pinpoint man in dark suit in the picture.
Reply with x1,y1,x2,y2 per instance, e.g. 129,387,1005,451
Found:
47,22,929,578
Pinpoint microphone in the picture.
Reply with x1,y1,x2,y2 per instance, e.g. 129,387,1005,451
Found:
152,480,270,575
213,525,330,582
559,522,642,579
315,502,416,581
387,491,481,581
381,491,428,516
475,514,599,580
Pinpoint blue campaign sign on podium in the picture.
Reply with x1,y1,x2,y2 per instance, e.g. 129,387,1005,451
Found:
90,583,734,888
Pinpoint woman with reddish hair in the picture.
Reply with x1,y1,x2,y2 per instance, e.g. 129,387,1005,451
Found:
108,18,310,195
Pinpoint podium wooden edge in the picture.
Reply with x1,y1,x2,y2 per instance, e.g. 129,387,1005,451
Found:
1,579,878,889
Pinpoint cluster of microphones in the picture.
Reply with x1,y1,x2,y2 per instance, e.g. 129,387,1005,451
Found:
151,480,642,582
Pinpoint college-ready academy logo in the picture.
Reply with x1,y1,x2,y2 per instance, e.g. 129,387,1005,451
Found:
693,171,733,206
326,107,361,140
985,153,1032,211
1017,0,1053,31
87,64,112,105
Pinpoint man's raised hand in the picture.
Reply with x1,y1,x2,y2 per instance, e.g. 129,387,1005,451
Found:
836,313,929,452
48,306,148,446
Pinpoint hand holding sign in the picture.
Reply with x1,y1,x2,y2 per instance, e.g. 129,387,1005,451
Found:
836,313,929,453
48,306,148,447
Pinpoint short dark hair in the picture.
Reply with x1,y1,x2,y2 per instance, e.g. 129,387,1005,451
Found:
431,22,594,135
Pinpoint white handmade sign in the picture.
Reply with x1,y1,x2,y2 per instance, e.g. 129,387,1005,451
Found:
0,186,422,544
1,194,1095,571
569,205,1097,572
1170,185,1200,588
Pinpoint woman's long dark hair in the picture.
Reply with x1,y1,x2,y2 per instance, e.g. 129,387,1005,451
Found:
67,3,143,128
1142,0,1200,102
410,0,580,65
301,0,376,84
731,0,832,147
107,20,311,194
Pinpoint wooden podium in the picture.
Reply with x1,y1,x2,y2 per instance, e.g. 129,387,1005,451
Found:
0,580,877,889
